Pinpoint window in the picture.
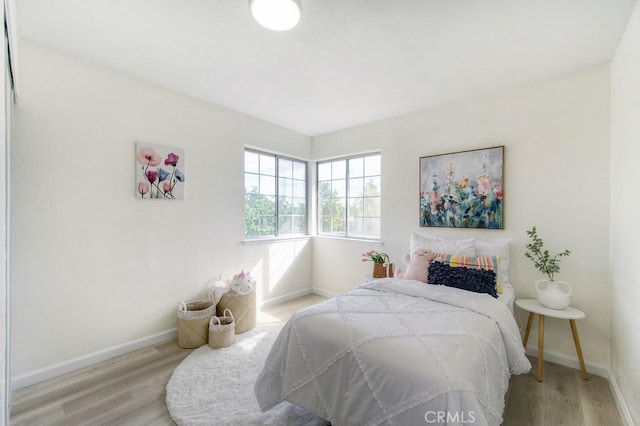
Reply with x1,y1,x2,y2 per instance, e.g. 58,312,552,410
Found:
317,153,381,239
244,149,307,238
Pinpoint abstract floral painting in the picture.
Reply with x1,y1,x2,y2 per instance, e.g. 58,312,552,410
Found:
135,142,185,200
420,146,503,229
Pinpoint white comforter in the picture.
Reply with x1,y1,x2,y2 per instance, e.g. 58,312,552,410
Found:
255,279,531,426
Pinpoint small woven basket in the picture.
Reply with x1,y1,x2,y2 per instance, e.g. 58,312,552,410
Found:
372,253,390,278
177,295,216,349
216,288,256,334
208,309,236,349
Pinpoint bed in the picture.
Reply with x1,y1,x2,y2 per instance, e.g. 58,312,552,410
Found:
255,278,530,425
255,235,531,425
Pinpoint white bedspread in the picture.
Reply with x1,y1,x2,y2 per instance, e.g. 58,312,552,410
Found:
255,279,531,426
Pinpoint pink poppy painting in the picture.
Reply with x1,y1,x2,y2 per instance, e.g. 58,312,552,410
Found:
136,142,185,200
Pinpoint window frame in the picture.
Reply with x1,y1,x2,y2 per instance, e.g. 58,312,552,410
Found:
316,152,381,241
244,148,309,239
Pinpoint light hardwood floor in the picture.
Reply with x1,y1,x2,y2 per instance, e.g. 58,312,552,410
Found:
11,293,621,425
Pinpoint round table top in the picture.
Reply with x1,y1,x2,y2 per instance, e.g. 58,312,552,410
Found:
516,298,585,320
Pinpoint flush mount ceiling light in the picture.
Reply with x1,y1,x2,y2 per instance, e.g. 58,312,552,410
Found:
250,0,301,31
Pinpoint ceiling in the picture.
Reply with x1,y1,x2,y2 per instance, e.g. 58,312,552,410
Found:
16,0,637,136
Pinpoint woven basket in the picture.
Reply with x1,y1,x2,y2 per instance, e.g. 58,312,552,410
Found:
177,296,216,348
208,309,235,349
216,288,256,334
372,253,390,278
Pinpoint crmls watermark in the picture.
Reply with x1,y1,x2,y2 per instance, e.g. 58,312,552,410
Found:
424,410,476,424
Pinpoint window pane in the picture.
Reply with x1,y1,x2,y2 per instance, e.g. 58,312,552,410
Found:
278,159,293,179
332,160,347,179
318,162,331,181
349,157,364,178
320,216,333,234
364,218,380,239
260,175,276,195
260,215,276,236
333,198,346,233
278,177,293,198
293,180,306,198
245,173,259,193
259,195,276,215
364,197,380,217
278,215,292,234
260,154,276,176
348,217,364,238
245,151,259,173
348,198,363,218
348,178,364,197
293,197,306,215
293,216,307,234
279,196,293,215
293,161,306,180
364,176,381,196
333,179,346,198
364,155,381,176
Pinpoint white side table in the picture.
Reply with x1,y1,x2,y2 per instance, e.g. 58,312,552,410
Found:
515,298,588,382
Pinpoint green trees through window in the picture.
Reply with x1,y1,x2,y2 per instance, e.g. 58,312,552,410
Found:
318,154,381,239
244,150,307,238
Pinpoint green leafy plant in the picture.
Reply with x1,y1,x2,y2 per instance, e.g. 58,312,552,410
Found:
525,226,571,281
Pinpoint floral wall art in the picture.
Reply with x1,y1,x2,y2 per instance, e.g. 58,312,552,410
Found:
420,146,504,229
136,142,185,200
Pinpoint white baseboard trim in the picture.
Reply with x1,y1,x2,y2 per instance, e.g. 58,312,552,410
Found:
524,347,609,378
608,372,634,426
12,287,321,391
310,287,339,298
11,328,177,391
259,288,313,308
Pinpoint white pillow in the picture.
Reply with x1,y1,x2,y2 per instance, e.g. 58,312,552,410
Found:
476,238,512,287
410,233,476,257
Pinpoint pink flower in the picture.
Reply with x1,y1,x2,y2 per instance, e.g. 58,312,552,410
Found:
495,186,503,200
163,181,172,193
146,170,158,183
137,182,149,197
136,147,161,166
165,153,180,167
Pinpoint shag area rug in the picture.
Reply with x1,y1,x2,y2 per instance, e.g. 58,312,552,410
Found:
166,322,328,426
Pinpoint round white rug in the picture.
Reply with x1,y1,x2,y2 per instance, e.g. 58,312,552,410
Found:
166,322,328,426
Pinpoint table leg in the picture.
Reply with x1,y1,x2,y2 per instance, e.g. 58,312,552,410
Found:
570,319,589,380
523,312,534,347
538,315,545,382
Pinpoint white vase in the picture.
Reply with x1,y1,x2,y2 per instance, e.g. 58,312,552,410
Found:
535,279,572,310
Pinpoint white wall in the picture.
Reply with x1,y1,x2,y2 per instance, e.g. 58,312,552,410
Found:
610,1,640,423
313,65,612,371
10,41,312,381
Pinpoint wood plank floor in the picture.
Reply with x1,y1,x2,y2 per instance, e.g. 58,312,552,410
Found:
11,293,621,425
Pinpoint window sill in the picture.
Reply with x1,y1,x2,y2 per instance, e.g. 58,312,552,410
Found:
242,235,312,245
242,235,382,245
313,235,383,245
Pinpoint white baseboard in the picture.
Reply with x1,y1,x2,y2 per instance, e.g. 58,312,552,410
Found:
11,328,177,391
608,372,634,426
310,287,339,298
524,347,609,378
12,287,321,391
259,287,313,308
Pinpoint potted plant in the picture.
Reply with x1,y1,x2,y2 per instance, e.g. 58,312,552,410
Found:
362,250,390,278
525,226,572,309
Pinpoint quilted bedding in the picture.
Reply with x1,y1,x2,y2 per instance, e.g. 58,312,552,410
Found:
255,278,531,426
